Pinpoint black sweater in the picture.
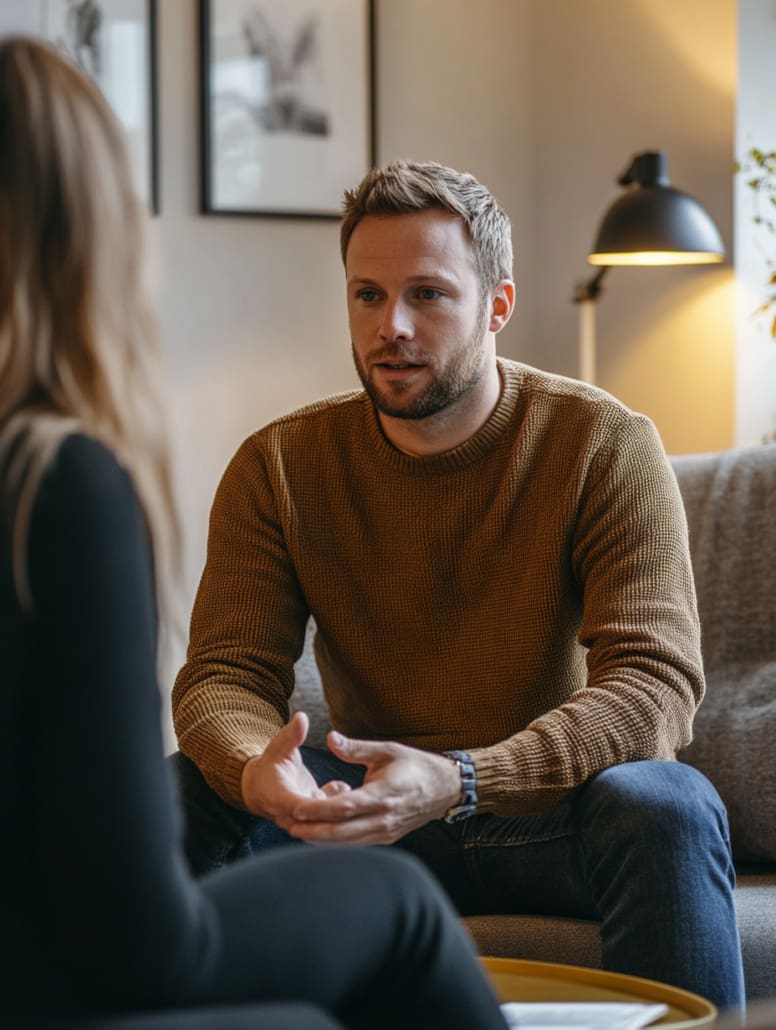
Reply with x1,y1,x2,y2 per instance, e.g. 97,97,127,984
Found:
0,434,212,1023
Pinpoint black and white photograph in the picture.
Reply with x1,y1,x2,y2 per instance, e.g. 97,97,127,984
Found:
201,0,373,217
0,0,158,212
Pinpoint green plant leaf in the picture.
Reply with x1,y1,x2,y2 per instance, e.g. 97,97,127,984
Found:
736,144,776,341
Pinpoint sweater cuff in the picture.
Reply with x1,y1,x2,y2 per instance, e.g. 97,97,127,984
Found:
218,745,265,809
468,738,578,815
467,746,519,811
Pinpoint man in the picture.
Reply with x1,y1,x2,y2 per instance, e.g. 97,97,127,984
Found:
172,160,743,1010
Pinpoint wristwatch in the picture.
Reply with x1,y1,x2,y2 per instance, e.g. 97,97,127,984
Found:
443,750,478,823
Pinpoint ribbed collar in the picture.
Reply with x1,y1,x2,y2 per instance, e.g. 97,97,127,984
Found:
362,358,524,475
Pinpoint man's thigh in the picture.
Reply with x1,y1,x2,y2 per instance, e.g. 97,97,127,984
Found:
395,801,597,919
398,761,719,919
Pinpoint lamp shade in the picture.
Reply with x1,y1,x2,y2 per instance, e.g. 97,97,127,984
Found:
587,151,725,266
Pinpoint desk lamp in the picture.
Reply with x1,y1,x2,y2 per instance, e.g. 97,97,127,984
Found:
573,150,725,383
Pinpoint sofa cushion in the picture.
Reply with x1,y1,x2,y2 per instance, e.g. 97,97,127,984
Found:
671,445,776,863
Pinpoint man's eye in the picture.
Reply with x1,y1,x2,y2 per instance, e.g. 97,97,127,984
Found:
357,289,380,302
418,288,441,300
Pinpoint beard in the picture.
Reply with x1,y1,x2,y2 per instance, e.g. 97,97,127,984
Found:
352,304,490,422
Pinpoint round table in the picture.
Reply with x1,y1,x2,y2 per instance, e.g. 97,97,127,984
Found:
481,957,717,1028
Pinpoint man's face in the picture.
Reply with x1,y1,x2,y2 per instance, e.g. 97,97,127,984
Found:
345,208,491,421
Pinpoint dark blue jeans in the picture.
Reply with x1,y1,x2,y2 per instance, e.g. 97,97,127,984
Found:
171,751,745,1012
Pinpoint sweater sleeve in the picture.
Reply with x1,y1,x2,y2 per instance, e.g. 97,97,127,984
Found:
470,413,704,813
172,436,310,807
26,435,212,1006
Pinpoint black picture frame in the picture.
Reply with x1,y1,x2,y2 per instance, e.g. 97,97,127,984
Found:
199,0,375,219
0,0,159,215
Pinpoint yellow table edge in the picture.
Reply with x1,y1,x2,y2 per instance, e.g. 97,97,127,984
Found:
481,957,717,1028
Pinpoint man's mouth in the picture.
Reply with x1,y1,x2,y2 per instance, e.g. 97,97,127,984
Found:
371,360,425,384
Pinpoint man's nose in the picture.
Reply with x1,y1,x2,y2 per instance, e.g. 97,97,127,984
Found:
378,298,414,341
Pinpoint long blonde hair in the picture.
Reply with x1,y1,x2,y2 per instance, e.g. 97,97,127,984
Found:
0,36,178,627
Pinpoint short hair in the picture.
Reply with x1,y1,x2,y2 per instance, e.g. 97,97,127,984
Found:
340,160,513,289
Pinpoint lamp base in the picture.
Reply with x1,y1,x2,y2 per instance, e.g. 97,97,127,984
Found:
577,298,596,384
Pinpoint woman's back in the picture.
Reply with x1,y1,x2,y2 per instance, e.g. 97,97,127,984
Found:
0,426,212,1023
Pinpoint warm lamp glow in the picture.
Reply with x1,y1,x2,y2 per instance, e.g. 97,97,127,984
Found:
589,251,725,266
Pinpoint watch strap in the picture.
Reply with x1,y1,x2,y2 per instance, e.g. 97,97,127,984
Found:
443,750,478,824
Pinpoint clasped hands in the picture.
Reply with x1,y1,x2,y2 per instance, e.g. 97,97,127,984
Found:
240,711,462,845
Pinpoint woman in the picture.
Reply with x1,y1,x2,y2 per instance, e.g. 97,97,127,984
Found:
0,36,508,1030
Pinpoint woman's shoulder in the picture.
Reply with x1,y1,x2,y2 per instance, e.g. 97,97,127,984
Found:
0,415,129,498
34,432,138,536
1,416,142,610
1,418,139,547
47,432,130,490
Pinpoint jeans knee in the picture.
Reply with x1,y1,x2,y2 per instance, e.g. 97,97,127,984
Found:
580,760,731,853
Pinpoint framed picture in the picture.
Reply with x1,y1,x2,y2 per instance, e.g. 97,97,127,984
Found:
200,0,374,218
0,0,159,214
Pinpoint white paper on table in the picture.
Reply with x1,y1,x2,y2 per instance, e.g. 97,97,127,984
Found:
499,1001,668,1030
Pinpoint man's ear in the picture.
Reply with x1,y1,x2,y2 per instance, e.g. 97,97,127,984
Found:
488,280,516,334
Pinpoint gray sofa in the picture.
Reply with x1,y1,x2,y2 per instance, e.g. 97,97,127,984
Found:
292,443,776,1002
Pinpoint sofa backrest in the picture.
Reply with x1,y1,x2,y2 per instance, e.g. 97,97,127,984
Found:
671,444,776,863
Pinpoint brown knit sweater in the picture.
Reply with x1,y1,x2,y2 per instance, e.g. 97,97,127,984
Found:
173,358,704,814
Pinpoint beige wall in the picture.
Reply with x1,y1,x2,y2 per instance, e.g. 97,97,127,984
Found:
523,0,736,454
151,0,737,697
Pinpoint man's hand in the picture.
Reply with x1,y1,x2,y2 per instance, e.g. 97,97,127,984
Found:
240,712,352,827
285,731,462,845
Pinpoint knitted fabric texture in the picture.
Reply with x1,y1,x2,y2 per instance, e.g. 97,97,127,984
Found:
173,359,704,812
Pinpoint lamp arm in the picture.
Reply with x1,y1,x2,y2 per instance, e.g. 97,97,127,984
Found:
572,265,609,304
572,266,609,385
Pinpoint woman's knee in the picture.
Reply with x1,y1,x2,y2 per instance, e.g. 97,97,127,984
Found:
339,847,451,915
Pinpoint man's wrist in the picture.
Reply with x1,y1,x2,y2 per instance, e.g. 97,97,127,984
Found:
442,750,478,823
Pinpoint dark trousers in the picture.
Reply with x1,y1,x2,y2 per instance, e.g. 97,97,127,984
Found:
47,845,506,1030
64,1002,343,1029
